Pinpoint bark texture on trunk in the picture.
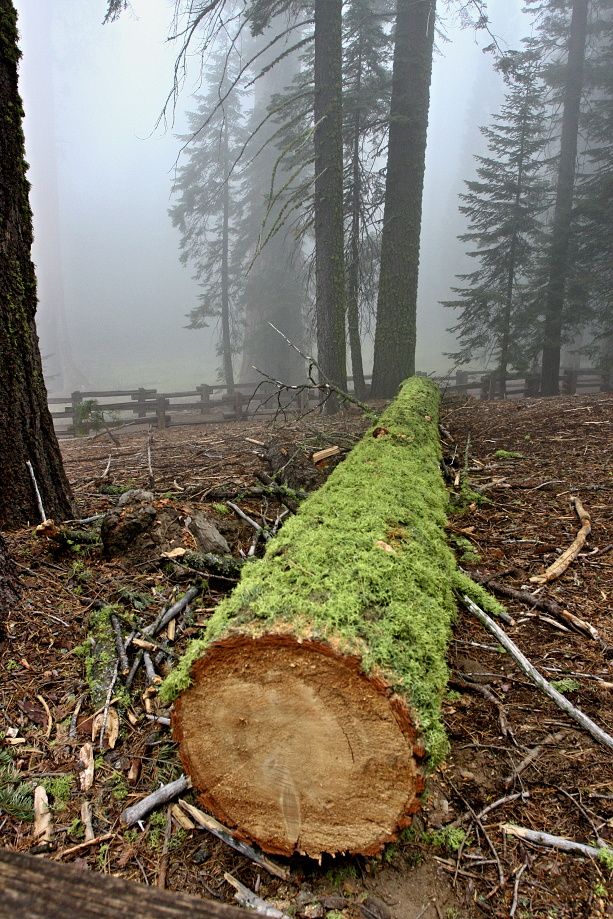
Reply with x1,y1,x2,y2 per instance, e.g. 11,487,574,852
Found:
370,0,436,399
0,2,74,527
540,0,589,397
0,531,20,625
164,377,457,859
314,0,347,409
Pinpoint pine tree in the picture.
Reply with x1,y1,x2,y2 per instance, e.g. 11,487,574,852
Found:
234,21,308,387
443,46,550,391
533,0,590,394
169,43,247,390
573,3,613,370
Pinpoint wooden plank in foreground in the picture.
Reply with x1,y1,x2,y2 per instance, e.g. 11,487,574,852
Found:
0,847,248,919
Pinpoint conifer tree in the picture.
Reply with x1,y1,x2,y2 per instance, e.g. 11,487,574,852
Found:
443,47,550,391
169,44,247,391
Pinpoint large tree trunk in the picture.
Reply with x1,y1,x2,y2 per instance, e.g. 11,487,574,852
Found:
0,532,20,628
370,0,436,399
0,2,74,527
540,0,589,397
163,377,456,859
220,119,235,395
314,0,347,411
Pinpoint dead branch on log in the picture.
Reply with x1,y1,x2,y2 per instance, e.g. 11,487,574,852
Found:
177,800,289,880
120,775,191,826
530,495,591,585
502,824,613,862
169,551,244,581
462,596,613,753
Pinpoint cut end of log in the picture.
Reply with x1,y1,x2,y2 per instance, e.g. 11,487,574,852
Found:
173,635,425,859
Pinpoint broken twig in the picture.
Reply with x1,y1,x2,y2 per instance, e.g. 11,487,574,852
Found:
530,495,591,585
502,824,613,861
120,775,191,826
463,596,613,753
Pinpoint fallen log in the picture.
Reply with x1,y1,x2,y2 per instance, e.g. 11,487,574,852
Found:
160,378,494,859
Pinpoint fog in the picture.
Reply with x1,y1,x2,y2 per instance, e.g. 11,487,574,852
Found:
14,0,528,393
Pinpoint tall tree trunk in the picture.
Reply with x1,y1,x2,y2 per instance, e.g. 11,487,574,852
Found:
346,53,367,401
0,2,74,527
221,120,235,394
540,0,589,397
499,94,531,397
370,0,436,399
314,0,347,412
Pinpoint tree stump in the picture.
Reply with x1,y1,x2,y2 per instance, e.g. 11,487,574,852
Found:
163,377,458,859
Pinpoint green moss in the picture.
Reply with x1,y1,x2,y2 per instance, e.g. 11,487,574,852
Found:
550,678,580,695
84,605,120,709
599,847,613,870
42,774,73,810
493,450,523,460
162,378,461,765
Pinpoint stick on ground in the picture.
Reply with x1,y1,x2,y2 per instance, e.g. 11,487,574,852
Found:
463,595,613,753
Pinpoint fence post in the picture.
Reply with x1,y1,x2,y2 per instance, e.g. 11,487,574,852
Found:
135,388,148,418
600,371,612,393
71,391,84,434
156,396,169,430
562,369,577,395
234,391,243,421
525,374,540,397
197,384,211,415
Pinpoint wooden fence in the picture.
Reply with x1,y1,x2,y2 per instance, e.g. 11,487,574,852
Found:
47,369,612,436
444,368,612,401
48,381,323,437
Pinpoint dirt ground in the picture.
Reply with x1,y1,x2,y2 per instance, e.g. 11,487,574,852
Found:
1,393,613,919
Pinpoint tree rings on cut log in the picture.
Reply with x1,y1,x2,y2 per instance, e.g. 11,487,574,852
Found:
173,635,424,859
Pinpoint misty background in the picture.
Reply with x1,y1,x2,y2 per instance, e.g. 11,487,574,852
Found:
15,0,526,394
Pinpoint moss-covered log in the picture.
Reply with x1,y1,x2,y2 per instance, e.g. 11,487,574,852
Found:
162,378,474,859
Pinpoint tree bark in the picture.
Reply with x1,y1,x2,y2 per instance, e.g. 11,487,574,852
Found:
0,531,20,627
164,377,456,859
314,0,347,411
346,53,367,401
220,118,235,394
0,1,74,527
540,0,589,397
370,0,436,399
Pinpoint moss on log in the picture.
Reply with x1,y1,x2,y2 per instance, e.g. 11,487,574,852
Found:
162,377,488,859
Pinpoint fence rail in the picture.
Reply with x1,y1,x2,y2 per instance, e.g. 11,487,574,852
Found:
48,369,612,436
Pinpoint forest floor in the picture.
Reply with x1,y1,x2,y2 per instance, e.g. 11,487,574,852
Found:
1,392,613,919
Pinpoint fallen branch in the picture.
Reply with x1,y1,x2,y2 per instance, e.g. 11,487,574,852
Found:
462,596,613,753
502,824,613,862
503,731,566,789
120,775,191,826
224,873,291,919
177,800,289,880
530,495,591,585
449,674,510,737
54,832,115,860
144,585,202,637
473,573,607,647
